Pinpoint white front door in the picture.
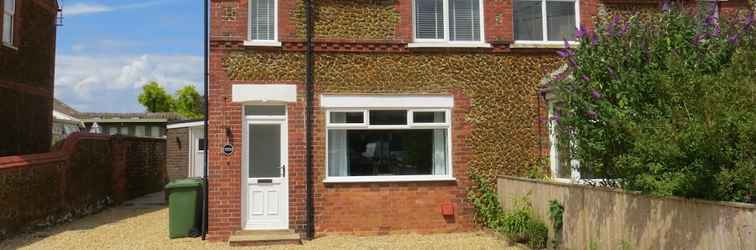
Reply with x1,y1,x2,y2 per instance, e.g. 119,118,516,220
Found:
244,119,289,230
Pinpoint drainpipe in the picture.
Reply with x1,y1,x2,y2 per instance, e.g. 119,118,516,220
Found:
201,0,209,241
305,0,316,241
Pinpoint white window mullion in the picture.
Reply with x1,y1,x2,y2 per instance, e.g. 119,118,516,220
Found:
541,0,548,42
443,0,450,41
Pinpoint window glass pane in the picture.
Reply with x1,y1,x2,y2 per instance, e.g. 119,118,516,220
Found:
415,0,444,39
514,0,543,41
449,0,481,41
249,124,281,178
135,126,145,137
250,0,275,40
4,0,14,12
369,110,407,125
245,105,286,116
413,111,446,123
198,139,207,151
330,112,364,124
547,1,576,41
327,129,448,176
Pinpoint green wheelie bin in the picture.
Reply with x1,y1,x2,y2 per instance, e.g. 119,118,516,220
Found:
165,178,204,238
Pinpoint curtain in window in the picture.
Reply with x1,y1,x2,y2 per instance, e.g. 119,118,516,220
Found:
415,0,444,39
432,129,447,175
514,0,543,41
250,0,275,40
2,0,14,44
328,130,348,176
547,1,576,41
449,0,480,41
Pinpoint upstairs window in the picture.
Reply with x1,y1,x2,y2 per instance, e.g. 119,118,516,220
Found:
2,0,15,46
248,0,277,43
414,0,484,43
514,0,579,42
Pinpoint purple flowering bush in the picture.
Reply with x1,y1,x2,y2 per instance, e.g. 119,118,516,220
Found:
550,3,755,202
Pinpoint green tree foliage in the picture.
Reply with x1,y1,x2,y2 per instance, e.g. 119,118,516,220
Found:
137,82,205,119
173,85,204,119
138,81,174,112
550,3,755,202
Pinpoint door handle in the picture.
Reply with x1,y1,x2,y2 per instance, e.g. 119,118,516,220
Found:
280,164,286,177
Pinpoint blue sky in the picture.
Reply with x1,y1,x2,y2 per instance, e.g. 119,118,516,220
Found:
55,0,203,112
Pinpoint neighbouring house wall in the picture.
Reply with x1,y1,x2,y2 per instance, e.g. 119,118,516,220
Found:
0,133,168,241
167,127,190,181
0,0,58,156
497,176,756,250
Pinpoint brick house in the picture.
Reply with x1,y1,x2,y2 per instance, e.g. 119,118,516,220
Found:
0,0,60,157
206,0,752,242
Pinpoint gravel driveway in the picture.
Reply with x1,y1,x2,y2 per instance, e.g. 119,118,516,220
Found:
0,193,519,250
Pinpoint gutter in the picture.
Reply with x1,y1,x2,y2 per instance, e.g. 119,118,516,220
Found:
202,0,210,241
305,0,316,241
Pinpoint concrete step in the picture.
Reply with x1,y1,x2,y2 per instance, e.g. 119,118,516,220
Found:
228,230,302,247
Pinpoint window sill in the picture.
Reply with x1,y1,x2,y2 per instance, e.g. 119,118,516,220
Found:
407,42,492,48
323,176,456,183
2,42,18,50
243,40,282,47
510,41,578,49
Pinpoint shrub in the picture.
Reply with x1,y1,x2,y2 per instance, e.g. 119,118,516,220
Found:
500,196,549,249
468,174,550,249
468,174,505,229
549,2,756,202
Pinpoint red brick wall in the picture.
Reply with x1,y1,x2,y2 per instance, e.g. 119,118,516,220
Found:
0,0,58,156
0,133,167,240
205,38,308,239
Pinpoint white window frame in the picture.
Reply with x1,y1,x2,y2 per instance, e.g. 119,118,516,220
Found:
513,0,581,46
244,0,281,47
548,102,612,184
409,0,491,48
2,0,16,48
324,108,455,183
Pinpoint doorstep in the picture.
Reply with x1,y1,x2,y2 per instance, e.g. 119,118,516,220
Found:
228,230,302,247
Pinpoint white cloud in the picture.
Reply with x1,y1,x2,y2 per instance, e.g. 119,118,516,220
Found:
64,3,114,16
64,1,170,16
55,54,203,112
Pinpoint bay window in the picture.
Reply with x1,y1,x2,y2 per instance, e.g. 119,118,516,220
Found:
325,108,453,182
2,0,15,46
514,0,579,43
412,0,487,46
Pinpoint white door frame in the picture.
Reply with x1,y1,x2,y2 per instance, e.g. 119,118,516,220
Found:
241,109,289,230
189,126,206,178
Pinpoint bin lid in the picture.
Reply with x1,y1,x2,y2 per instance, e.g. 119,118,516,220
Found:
165,179,203,189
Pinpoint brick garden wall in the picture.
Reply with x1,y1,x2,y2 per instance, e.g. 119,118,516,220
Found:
0,133,167,241
0,0,59,156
